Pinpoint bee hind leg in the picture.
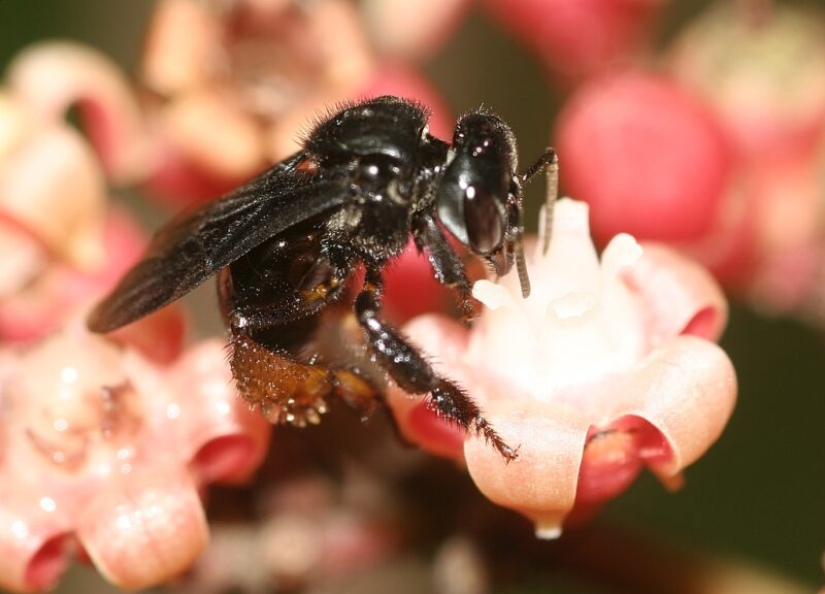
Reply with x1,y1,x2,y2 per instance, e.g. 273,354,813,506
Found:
228,326,379,427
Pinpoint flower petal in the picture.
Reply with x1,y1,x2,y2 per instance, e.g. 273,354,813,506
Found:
5,42,147,183
607,336,737,481
171,340,271,484
0,125,106,269
0,504,73,593
76,469,208,590
627,242,729,343
362,0,473,61
463,396,590,539
140,0,218,95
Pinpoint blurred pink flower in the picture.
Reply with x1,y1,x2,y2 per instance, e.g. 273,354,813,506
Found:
361,0,475,62
4,41,147,185
181,473,399,593
554,70,764,292
667,1,825,318
0,209,161,345
140,0,452,206
483,0,669,85
360,0,668,87
555,71,735,246
0,43,161,343
388,199,736,536
0,91,107,274
0,318,271,592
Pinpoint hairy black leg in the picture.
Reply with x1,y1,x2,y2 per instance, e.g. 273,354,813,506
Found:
355,267,517,460
413,214,475,321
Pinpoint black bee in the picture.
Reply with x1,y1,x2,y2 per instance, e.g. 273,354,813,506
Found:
88,96,557,460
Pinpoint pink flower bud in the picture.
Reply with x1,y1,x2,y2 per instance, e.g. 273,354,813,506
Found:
556,71,734,244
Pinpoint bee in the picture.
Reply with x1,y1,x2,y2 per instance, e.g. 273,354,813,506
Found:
88,96,557,460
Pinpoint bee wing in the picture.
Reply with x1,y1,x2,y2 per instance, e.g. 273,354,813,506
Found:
88,155,350,332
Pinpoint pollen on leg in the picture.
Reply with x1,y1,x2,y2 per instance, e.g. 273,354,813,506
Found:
229,331,381,427
229,332,333,426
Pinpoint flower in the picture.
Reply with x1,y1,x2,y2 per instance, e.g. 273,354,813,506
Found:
3,41,147,185
361,0,475,62
555,5,825,321
178,473,399,594
388,198,737,536
483,0,669,85
555,71,735,246
140,0,452,206
0,43,155,343
667,1,825,319
0,318,270,592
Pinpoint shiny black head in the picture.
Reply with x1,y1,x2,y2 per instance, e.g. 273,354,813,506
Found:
436,110,531,295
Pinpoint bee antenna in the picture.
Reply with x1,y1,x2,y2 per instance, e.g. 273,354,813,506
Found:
521,148,558,254
514,225,531,298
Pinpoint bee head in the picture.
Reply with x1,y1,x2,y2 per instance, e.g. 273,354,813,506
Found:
436,111,530,296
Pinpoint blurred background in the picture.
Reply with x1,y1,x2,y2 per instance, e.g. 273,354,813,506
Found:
0,1,822,592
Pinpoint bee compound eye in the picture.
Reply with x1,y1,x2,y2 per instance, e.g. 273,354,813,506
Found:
464,185,503,255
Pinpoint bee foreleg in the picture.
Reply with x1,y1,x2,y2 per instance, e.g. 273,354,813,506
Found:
354,269,517,461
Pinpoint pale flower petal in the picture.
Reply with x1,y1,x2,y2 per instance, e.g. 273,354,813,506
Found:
141,0,219,95
162,340,270,484
0,124,106,269
463,397,590,539
0,504,73,593
628,242,729,342
76,469,208,589
5,41,147,183
391,198,736,535
362,0,473,60
616,337,737,480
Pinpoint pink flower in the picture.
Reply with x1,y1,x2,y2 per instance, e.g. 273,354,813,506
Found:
361,0,475,61
553,6,825,322
555,71,735,246
0,91,107,274
483,0,669,85
4,41,147,185
0,43,159,343
0,210,158,345
666,1,825,318
668,1,825,165
180,474,399,593
140,0,452,206
388,199,736,536
0,318,270,592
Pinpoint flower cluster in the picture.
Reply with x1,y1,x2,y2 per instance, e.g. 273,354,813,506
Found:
0,320,269,591
555,1,825,323
0,0,756,591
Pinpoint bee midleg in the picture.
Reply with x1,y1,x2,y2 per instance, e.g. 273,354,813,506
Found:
354,266,517,461
220,237,378,426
